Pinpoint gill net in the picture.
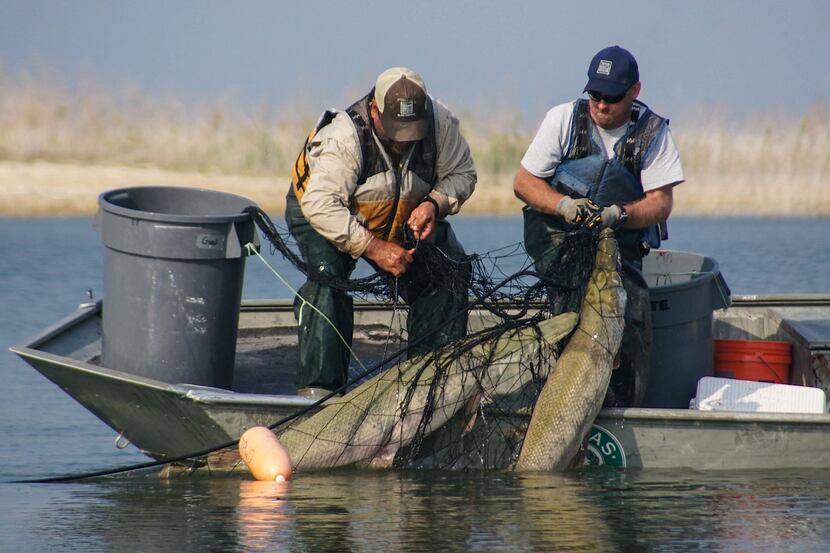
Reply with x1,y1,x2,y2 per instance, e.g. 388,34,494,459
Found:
243,207,601,471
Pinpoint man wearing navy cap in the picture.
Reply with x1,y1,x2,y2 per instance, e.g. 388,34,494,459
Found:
513,46,685,407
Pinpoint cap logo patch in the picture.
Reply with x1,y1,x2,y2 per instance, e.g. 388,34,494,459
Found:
398,99,415,117
597,60,613,75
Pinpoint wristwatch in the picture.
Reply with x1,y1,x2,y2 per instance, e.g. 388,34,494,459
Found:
420,196,440,215
617,205,628,228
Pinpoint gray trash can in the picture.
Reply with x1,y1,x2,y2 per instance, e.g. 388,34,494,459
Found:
97,186,259,389
641,250,731,408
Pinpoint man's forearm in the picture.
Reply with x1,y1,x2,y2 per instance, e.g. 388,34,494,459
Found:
430,166,477,218
623,186,674,229
513,165,564,215
300,192,373,259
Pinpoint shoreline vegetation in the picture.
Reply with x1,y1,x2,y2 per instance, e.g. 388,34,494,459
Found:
1,71,828,217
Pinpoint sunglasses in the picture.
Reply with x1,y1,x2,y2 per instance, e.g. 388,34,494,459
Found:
586,90,627,104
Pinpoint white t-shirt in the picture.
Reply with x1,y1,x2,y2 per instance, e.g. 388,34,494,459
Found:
521,100,685,192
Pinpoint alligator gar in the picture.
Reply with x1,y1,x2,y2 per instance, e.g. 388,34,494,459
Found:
515,228,626,471
278,311,579,472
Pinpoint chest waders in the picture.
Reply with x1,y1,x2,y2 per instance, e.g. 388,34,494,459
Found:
285,93,470,392
523,99,668,406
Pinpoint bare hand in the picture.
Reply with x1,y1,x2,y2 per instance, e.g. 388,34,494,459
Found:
406,201,437,241
363,237,415,277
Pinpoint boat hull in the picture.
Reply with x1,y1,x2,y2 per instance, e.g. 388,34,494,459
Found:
11,296,830,470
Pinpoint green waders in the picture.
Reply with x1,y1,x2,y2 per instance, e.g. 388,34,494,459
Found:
523,207,652,407
285,194,470,392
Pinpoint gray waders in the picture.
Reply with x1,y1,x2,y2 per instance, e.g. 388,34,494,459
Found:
523,207,652,407
285,194,470,392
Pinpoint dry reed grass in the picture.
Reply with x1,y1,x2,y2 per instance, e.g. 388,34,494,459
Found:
1,68,828,217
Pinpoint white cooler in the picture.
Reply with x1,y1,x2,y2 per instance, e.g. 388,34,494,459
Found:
691,376,827,414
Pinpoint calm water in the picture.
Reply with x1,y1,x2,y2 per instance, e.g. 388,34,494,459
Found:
2,215,830,552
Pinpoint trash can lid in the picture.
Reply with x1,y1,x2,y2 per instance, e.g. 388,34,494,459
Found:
99,186,257,224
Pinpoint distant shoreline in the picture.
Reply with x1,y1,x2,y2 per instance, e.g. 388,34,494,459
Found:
1,161,828,218
2,75,827,217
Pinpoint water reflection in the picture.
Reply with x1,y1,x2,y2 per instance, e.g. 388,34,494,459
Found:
236,480,292,551
517,472,617,552
18,468,830,552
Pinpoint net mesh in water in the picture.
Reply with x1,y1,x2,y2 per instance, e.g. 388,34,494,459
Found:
244,208,601,471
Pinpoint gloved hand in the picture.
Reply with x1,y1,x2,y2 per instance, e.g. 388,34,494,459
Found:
600,205,625,229
556,197,593,226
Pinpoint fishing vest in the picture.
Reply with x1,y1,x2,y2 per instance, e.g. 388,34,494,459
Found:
290,90,438,201
548,99,668,252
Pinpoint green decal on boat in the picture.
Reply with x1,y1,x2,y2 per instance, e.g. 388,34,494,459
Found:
585,424,626,467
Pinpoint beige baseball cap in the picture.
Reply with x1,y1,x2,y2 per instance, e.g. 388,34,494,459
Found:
374,67,429,141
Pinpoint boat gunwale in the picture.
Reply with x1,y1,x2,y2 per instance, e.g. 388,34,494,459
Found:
10,343,178,393
13,293,830,352
597,407,830,425
239,293,830,311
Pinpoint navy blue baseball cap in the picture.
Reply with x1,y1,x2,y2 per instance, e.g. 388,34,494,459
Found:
583,46,639,97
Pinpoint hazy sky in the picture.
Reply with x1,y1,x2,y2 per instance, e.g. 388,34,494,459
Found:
2,1,828,123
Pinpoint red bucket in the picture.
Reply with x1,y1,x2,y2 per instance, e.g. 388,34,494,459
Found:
714,339,792,384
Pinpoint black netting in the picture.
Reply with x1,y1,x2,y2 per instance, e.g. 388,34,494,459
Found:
245,207,607,471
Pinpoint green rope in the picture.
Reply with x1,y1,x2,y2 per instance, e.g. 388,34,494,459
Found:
646,270,705,287
244,242,367,372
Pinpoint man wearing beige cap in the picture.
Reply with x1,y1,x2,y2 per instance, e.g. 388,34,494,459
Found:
286,67,477,398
